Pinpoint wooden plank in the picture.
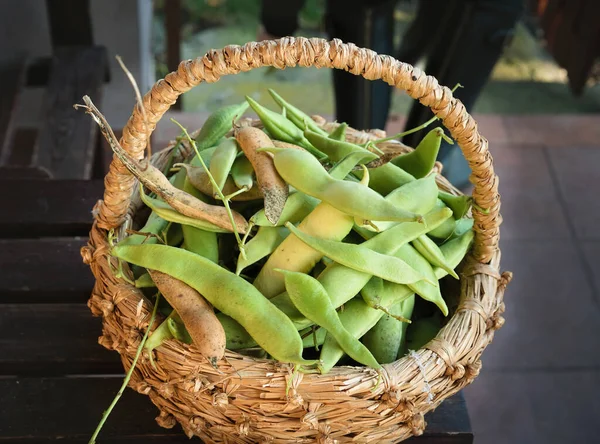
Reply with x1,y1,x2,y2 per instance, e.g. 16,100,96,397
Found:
6,128,38,167
0,179,103,237
45,0,93,48
0,304,121,376
34,46,107,179
0,53,28,166
26,56,111,87
0,238,94,303
0,377,472,442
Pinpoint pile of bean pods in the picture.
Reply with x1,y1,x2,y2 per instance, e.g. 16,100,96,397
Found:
109,89,475,374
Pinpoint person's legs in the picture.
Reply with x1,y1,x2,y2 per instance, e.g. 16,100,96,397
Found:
325,0,398,130
401,0,524,188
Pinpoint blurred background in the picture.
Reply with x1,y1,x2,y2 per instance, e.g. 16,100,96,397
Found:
0,1,599,443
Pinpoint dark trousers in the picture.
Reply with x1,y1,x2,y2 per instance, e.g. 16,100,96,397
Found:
261,0,524,183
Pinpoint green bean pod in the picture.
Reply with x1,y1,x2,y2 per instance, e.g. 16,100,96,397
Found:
304,129,415,193
209,138,239,196
438,190,473,219
253,202,355,298
277,207,452,324
245,96,326,159
230,155,255,190
220,208,454,349
236,226,289,275
267,89,328,136
112,244,316,365
145,314,174,353
355,174,439,232
318,229,474,371
278,270,381,373
319,286,413,373
195,102,249,150
328,151,379,180
134,272,155,288
361,296,415,364
328,123,348,141
190,146,217,168
167,313,193,344
285,222,430,285
412,235,459,279
250,191,319,227
391,128,443,179
263,147,421,223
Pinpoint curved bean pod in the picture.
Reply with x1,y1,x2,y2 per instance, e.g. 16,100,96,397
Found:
245,96,326,159
148,269,226,366
285,222,430,285
361,296,415,364
328,123,348,141
209,138,239,196
391,128,443,178
278,269,381,373
195,101,249,150
412,235,459,279
230,155,255,190
263,147,422,223
112,244,316,365
268,89,328,136
253,202,354,298
236,226,289,275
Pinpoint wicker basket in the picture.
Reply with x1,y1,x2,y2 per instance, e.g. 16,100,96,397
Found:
81,38,512,443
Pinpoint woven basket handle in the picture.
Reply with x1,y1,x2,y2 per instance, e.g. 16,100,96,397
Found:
96,38,500,264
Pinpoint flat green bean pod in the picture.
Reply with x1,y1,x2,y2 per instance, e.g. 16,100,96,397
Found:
391,128,443,179
328,123,348,142
230,155,255,190
278,269,381,373
236,226,289,275
245,96,326,159
268,89,328,136
412,235,459,279
304,129,415,193
195,102,249,150
318,229,474,371
112,243,316,365
361,296,415,364
263,147,421,223
328,151,379,180
438,190,472,219
285,222,430,285
209,138,239,196
355,174,439,232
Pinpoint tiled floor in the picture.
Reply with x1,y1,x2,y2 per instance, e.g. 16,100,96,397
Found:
451,116,600,444
154,113,600,443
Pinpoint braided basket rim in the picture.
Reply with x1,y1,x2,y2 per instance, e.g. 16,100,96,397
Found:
82,38,512,443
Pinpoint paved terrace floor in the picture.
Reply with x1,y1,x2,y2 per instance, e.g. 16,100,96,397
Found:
154,112,600,444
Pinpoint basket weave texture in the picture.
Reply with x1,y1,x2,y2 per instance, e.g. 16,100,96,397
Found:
81,38,512,443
